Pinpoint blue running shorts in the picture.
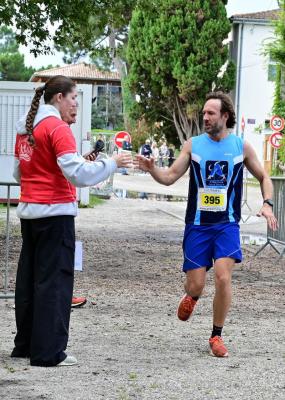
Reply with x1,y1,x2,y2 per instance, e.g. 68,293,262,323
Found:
182,222,242,272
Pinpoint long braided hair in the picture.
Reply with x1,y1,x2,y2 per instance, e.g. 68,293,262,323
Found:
25,75,76,146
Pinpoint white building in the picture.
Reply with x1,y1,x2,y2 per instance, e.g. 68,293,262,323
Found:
230,9,280,171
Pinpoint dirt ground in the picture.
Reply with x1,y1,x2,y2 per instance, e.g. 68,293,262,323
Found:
0,197,285,400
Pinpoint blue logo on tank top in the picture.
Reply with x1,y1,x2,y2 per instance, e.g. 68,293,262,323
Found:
206,160,228,186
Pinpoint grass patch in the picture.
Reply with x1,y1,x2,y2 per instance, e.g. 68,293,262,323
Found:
128,372,137,381
3,363,15,373
91,129,117,136
89,195,105,207
79,195,105,208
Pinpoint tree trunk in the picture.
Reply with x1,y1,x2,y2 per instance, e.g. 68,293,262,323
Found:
173,111,186,144
173,96,201,143
109,27,129,128
109,28,126,77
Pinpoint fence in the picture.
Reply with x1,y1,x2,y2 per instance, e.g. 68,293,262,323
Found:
90,134,116,198
0,182,19,299
255,177,285,260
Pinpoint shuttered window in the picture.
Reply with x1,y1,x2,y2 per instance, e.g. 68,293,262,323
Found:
0,92,32,154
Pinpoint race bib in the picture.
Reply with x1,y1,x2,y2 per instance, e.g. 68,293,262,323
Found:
198,188,227,212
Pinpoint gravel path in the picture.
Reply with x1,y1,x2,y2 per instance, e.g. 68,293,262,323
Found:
0,198,284,400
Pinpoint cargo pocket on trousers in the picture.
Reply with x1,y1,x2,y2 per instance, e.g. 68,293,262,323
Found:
61,237,75,275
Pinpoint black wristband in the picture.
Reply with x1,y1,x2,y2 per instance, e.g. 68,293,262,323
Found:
263,199,273,209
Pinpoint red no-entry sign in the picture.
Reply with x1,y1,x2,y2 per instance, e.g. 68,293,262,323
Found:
114,131,131,148
269,132,283,148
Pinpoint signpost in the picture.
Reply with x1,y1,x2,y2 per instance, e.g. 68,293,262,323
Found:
269,132,283,149
241,116,245,137
270,115,285,132
114,131,131,149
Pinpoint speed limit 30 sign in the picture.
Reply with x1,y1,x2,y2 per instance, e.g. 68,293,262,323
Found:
270,115,285,132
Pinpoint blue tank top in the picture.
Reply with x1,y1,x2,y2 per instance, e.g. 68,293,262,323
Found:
185,133,244,225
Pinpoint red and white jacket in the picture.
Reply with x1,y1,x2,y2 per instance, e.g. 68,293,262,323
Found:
14,105,117,219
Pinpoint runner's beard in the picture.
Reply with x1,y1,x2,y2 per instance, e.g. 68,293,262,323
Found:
204,122,223,137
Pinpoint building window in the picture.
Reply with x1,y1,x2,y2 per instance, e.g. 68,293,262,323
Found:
92,85,123,130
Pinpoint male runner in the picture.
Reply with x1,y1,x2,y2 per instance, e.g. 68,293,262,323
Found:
135,92,278,357
62,104,93,308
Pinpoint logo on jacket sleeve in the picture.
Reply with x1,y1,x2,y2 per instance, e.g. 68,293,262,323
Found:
206,160,228,186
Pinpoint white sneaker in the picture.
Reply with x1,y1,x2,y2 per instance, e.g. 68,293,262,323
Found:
57,355,77,366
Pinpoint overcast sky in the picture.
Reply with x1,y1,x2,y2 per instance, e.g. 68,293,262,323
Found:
20,0,280,68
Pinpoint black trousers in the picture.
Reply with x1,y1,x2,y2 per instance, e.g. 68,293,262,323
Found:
12,216,75,366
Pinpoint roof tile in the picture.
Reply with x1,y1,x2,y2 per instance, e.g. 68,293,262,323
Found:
31,63,120,81
231,9,280,21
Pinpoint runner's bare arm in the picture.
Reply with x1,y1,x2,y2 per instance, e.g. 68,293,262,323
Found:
243,141,278,230
135,140,192,185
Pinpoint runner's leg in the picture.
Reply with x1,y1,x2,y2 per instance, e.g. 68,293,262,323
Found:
212,257,234,327
184,267,207,298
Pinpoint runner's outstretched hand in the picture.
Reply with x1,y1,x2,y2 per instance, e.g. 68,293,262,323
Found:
256,205,278,231
134,155,155,172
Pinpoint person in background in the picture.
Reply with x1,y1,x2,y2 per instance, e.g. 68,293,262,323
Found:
121,135,133,175
61,103,90,308
168,144,175,168
151,141,159,166
122,134,132,151
12,75,132,367
159,141,169,168
140,139,152,158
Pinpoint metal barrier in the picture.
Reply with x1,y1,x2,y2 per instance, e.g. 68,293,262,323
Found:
241,170,252,223
0,182,19,299
255,177,285,260
89,152,114,198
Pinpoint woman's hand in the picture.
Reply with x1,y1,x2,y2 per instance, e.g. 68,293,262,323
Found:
83,151,97,161
112,152,133,168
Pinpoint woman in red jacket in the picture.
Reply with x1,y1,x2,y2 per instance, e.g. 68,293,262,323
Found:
11,75,131,367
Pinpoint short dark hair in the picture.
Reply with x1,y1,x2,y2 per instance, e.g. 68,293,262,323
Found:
205,91,236,129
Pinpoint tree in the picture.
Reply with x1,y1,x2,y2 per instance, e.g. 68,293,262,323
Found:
52,1,138,78
267,2,285,118
0,26,18,53
0,52,35,81
1,1,148,129
0,26,36,81
0,1,137,63
0,1,138,125
126,0,235,143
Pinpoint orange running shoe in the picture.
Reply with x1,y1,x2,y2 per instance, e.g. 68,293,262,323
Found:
177,294,197,321
209,336,229,357
71,296,87,308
